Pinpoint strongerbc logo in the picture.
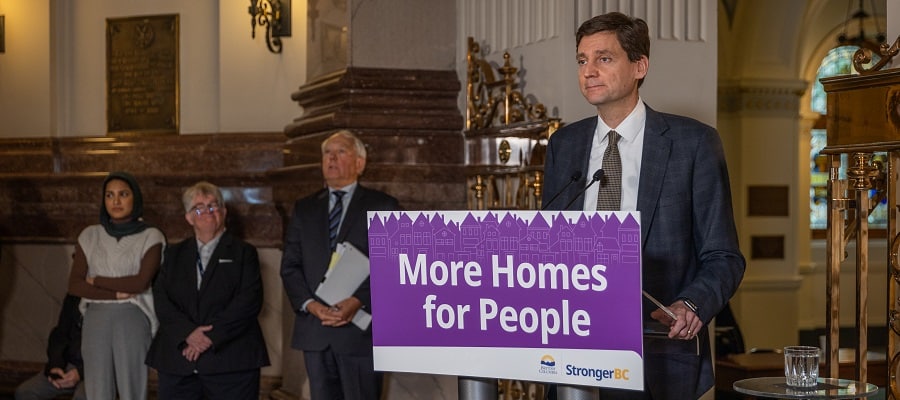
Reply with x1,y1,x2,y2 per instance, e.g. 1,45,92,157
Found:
538,355,557,375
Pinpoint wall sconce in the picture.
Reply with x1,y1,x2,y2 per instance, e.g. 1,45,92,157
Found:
248,0,291,54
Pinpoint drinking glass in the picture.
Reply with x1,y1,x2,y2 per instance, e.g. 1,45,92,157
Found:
783,345,820,388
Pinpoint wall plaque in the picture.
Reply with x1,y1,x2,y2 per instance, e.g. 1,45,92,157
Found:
747,185,789,216
106,14,179,135
751,235,784,259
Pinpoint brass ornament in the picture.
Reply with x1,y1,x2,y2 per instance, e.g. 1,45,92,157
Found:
498,139,512,164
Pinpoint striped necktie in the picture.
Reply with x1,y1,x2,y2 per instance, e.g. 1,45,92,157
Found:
596,130,622,211
329,190,346,251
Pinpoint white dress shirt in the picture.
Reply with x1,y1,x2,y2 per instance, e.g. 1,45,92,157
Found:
583,100,646,212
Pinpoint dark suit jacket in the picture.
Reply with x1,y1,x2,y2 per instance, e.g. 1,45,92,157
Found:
45,294,84,379
147,232,270,375
543,105,746,398
281,184,401,356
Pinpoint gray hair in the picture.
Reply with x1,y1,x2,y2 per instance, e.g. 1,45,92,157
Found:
181,181,225,212
321,130,367,160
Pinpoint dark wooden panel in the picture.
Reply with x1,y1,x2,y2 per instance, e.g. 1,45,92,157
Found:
747,185,789,216
751,235,784,259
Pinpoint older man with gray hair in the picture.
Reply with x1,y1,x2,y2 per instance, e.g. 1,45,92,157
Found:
147,181,270,399
281,130,402,400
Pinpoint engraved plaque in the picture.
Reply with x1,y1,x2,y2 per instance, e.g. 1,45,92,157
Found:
747,185,789,216
107,15,179,135
751,235,784,259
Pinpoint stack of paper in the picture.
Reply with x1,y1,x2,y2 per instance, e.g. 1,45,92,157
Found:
315,242,372,330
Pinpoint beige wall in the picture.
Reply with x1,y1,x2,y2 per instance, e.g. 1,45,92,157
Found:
0,1,51,137
0,0,309,137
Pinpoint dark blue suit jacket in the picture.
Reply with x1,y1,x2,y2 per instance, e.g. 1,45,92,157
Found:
281,184,401,356
147,232,270,375
543,105,745,398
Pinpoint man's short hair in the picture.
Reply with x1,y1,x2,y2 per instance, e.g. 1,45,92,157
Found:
321,130,368,160
182,181,224,212
577,12,650,66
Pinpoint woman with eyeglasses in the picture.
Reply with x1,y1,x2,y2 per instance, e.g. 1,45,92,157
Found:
146,181,269,399
68,171,165,400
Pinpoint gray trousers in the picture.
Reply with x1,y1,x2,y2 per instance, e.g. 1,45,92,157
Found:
14,370,86,400
82,302,151,400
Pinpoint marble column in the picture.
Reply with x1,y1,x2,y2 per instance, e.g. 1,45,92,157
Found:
270,1,465,398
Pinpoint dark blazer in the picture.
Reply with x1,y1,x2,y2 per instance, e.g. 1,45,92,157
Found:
147,232,270,375
281,184,401,356
543,105,746,398
45,294,84,379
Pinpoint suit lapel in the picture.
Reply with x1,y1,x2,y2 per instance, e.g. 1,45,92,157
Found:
565,118,597,210
578,118,597,186
314,189,331,249
637,107,672,246
336,186,366,244
183,241,202,306
198,232,230,293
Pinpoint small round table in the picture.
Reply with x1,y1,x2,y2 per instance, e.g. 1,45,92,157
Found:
733,377,880,399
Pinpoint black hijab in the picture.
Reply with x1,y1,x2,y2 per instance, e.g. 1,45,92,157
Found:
99,171,150,239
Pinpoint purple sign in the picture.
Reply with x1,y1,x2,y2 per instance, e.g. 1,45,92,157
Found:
368,211,644,355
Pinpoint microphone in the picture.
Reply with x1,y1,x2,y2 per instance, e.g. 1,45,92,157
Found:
541,171,582,210
563,169,604,210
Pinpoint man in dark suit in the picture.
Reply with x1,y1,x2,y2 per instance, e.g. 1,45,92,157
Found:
15,294,85,400
281,130,401,400
147,181,270,400
542,12,745,400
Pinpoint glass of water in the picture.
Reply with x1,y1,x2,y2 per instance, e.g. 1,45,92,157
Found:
784,346,820,388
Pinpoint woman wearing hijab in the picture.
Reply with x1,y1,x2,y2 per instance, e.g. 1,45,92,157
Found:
68,171,165,400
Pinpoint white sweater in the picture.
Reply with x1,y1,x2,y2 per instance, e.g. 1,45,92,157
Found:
77,224,165,335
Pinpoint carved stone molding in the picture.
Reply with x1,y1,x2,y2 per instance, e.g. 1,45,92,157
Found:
718,80,808,116
284,67,463,138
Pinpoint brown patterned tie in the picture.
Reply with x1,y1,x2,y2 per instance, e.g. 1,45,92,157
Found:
596,130,621,211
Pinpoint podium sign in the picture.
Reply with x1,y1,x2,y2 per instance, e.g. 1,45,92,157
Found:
368,211,644,390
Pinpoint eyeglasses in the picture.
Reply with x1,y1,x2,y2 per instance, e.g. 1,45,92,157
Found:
189,203,220,216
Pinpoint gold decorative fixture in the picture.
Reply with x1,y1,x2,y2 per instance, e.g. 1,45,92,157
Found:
853,36,900,74
463,37,563,211
466,37,547,130
498,140,512,164
248,0,291,54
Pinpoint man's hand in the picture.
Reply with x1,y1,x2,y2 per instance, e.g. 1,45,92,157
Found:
308,301,343,326
650,300,702,340
48,367,80,389
182,344,204,362
326,297,363,327
308,298,362,327
182,325,213,361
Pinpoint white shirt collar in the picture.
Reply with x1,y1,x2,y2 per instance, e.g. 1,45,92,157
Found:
596,99,646,145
